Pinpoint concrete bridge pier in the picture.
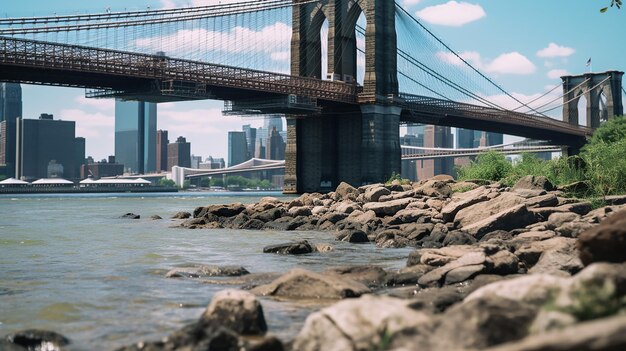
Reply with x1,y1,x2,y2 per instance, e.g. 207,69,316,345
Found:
284,106,401,194
360,105,401,184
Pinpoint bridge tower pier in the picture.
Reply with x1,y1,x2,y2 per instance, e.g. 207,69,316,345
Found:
285,0,400,193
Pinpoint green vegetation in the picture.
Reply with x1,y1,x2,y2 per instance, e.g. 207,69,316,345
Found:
457,116,626,198
158,178,176,187
386,172,411,185
601,0,622,12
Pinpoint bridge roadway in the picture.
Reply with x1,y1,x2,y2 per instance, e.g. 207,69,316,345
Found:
0,36,591,145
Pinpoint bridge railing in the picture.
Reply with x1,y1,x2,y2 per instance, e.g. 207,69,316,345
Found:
399,93,592,137
0,36,358,103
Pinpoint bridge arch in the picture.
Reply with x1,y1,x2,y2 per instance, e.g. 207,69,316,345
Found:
562,71,624,129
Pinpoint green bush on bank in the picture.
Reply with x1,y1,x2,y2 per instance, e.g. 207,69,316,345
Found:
457,116,626,198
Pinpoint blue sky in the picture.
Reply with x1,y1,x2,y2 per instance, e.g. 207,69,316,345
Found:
2,0,624,160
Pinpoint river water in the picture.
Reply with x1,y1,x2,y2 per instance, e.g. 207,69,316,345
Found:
0,192,412,350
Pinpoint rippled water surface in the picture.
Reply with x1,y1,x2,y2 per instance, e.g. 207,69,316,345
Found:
0,192,411,350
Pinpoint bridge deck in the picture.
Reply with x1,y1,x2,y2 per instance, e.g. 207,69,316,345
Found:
0,36,357,103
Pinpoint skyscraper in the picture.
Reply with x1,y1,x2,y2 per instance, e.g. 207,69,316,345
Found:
156,129,169,172
457,129,503,148
417,125,454,180
265,127,285,160
0,83,22,178
242,124,257,159
15,114,85,180
114,100,157,174
228,131,248,167
167,136,191,170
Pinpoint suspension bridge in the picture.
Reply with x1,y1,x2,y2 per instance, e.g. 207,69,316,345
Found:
0,0,622,193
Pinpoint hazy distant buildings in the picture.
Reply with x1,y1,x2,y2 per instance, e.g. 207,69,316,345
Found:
167,136,191,170
242,124,257,159
156,129,169,172
457,129,503,149
191,155,202,169
114,100,157,174
200,156,225,170
228,131,248,167
401,124,454,181
0,83,22,178
15,114,85,180
81,156,124,179
265,127,285,160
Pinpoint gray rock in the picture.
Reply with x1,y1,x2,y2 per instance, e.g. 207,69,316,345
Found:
121,213,140,219
462,204,536,239
363,186,391,202
418,251,487,287
512,175,554,191
324,265,389,288
578,209,626,266
204,203,246,217
5,330,70,351
414,179,453,198
455,192,528,227
201,289,267,335
250,268,370,299
335,229,369,243
441,189,491,222
443,231,477,246
288,206,312,217
166,265,250,278
363,197,414,217
172,211,191,219
292,295,431,351
335,182,359,201
546,212,580,230
444,264,486,285
262,241,314,255
524,194,559,208
483,315,626,351
429,297,537,351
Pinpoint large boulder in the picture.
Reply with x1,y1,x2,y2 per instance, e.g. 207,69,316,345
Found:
292,295,431,351
461,204,536,239
204,203,246,217
577,209,626,266
515,237,583,276
363,186,391,203
336,182,359,201
418,251,487,287
483,315,626,351
512,175,554,191
455,192,528,227
201,289,267,335
414,179,452,198
428,297,538,350
363,198,414,217
441,188,491,222
250,268,370,299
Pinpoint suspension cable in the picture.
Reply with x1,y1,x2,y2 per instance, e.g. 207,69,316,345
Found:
394,3,546,116
0,0,317,35
510,84,561,111
539,76,611,114
520,78,591,113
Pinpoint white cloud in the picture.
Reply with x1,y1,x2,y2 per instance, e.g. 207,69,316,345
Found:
479,88,564,118
73,95,114,111
536,43,575,58
401,0,422,7
437,51,536,75
60,108,115,157
547,69,569,79
416,1,486,27
270,51,290,62
487,52,536,75
135,22,291,55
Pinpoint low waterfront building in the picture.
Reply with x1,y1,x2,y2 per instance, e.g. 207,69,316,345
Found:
80,156,124,179
31,178,74,187
0,177,28,188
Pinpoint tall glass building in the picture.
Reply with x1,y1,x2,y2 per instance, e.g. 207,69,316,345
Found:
0,83,22,178
114,100,157,174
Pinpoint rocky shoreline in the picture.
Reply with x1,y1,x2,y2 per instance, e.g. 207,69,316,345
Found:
3,176,626,351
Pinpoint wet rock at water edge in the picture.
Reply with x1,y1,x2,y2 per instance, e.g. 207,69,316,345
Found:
121,213,140,219
251,268,370,299
150,215,163,220
262,240,314,255
4,329,70,351
201,289,267,335
166,265,250,278
171,211,191,219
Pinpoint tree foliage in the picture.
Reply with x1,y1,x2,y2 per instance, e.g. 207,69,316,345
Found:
601,0,622,12
457,116,626,198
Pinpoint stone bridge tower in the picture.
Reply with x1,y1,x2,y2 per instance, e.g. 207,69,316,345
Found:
285,0,400,193
562,71,623,129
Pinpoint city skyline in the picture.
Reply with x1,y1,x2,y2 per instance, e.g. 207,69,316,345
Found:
3,1,625,160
